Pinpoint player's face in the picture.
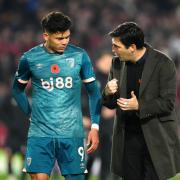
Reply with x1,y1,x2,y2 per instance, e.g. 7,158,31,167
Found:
112,37,132,61
43,30,70,53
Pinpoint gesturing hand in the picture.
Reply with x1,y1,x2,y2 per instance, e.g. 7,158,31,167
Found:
117,91,139,111
104,79,118,96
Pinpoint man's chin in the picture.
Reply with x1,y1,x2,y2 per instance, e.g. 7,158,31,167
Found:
54,49,65,53
57,49,64,52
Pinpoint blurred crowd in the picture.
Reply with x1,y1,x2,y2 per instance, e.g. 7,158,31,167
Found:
0,0,180,179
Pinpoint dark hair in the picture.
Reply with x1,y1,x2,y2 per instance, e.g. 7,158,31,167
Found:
41,11,72,33
109,22,144,49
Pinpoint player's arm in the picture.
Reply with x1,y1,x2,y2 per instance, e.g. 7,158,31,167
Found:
12,55,31,116
84,80,101,154
80,50,101,153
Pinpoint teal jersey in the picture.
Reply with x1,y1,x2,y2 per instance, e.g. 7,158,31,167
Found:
15,44,96,138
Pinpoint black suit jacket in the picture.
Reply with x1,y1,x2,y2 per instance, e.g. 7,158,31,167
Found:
102,44,180,180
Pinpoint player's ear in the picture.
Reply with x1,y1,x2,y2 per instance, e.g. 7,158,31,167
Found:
43,32,49,41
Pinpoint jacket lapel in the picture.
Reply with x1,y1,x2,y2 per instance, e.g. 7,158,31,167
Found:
139,46,159,96
112,58,127,98
120,64,127,98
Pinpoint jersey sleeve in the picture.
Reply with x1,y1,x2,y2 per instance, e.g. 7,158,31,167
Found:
12,54,31,116
84,81,101,126
80,50,95,83
15,54,31,83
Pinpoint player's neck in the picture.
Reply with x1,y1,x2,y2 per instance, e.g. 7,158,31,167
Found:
43,43,63,55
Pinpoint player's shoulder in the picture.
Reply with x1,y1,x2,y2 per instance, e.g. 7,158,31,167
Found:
23,44,44,58
66,44,87,55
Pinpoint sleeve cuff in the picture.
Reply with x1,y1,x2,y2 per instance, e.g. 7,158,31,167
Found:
91,123,99,131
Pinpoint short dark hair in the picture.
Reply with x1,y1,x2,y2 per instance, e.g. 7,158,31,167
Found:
109,22,144,49
41,11,72,33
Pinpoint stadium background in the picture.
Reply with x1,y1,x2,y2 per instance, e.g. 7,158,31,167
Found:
0,0,180,179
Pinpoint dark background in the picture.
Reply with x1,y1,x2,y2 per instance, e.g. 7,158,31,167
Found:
0,0,180,178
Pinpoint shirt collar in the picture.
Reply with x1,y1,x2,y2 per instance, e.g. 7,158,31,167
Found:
136,49,148,64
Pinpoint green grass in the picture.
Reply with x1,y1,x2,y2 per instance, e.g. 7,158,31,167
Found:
0,174,179,180
49,174,180,180
169,174,180,180
53,175,180,180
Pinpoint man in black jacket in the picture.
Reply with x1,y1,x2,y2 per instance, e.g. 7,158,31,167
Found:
102,22,180,180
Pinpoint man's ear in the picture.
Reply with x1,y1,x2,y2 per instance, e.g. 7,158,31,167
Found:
43,32,49,41
129,44,137,53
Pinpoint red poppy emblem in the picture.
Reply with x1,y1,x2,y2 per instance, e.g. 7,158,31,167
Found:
51,64,60,74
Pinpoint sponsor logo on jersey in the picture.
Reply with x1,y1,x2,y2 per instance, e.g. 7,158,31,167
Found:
80,162,85,169
84,169,88,173
41,77,73,91
51,64,60,74
66,58,75,68
22,168,27,172
36,63,43,69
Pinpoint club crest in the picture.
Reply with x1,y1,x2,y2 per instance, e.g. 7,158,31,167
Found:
27,157,32,166
66,58,75,68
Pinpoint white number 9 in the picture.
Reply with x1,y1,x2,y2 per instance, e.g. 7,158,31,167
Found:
78,147,84,161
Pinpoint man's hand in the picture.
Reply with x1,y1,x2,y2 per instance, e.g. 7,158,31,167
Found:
104,79,118,96
87,128,99,154
117,91,139,110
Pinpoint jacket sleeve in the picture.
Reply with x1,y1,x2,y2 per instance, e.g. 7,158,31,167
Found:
102,58,119,109
139,57,176,119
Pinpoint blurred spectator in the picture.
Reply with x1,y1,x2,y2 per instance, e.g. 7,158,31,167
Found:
0,122,8,148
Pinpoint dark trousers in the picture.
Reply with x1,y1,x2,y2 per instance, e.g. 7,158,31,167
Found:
122,131,159,180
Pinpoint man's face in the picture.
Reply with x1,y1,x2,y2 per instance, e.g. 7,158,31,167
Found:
112,37,132,61
43,29,70,53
